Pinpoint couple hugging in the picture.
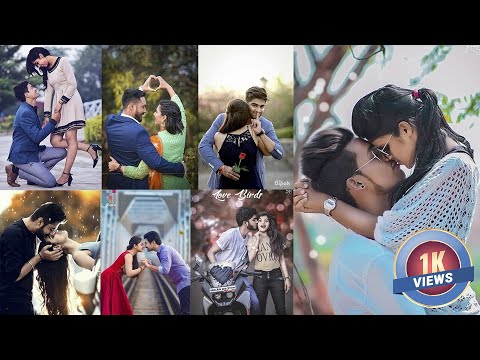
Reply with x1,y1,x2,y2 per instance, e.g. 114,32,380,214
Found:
106,75,188,189
199,86,284,190
0,202,100,315
295,84,479,315
206,207,291,315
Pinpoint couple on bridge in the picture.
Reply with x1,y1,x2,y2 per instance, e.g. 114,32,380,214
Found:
101,231,190,315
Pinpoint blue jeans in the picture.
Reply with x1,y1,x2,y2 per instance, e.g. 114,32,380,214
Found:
243,278,261,315
15,147,67,188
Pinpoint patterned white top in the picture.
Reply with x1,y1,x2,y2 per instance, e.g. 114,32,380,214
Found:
375,152,480,314
43,57,85,133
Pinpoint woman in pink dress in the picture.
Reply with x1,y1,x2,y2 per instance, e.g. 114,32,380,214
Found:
100,236,145,315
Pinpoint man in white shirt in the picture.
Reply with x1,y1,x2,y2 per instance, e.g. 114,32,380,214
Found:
298,127,425,314
207,207,261,315
329,233,425,314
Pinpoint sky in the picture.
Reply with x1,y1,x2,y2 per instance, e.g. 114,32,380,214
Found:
199,45,293,93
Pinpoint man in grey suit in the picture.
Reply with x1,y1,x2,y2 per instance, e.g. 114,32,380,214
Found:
198,86,284,189
6,81,66,188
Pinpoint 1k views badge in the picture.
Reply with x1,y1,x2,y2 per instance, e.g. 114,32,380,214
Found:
393,229,474,307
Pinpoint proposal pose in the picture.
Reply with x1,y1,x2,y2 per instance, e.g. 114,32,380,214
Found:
26,47,101,186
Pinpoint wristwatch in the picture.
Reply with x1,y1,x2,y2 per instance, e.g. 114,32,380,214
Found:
324,197,337,217
257,128,265,136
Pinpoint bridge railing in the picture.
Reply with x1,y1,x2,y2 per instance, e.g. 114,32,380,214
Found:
84,99,102,119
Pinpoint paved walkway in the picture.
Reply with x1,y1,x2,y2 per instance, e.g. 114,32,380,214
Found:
0,128,101,190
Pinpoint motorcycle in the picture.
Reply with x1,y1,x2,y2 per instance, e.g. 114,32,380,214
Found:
192,254,262,315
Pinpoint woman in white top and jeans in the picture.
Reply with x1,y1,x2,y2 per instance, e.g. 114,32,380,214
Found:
296,84,479,314
247,211,291,315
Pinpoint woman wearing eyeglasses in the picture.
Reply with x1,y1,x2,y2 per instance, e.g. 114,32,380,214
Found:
295,84,478,314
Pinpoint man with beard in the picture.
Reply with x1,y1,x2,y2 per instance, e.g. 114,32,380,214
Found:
105,76,186,189
206,207,261,315
0,202,65,315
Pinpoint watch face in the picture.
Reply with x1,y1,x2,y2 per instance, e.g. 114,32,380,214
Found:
325,199,335,209
324,198,337,216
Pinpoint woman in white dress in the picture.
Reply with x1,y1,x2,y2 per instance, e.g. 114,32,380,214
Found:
26,47,101,186
296,85,479,314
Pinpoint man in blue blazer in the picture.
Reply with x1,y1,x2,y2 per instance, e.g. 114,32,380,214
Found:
6,81,66,188
198,86,284,189
105,87,185,189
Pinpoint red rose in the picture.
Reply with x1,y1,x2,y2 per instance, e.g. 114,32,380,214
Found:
239,152,246,160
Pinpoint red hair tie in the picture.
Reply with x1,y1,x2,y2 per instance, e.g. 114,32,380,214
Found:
412,89,420,99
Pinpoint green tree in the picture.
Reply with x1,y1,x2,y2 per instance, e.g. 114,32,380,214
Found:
198,88,238,133
1,46,72,115
0,45,27,114
410,45,479,125
265,77,294,132
198,76,293,138
73,45,102,102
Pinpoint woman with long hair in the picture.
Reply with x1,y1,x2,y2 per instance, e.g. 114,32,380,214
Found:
213,99,269,189
108,76,189,189
36,241,70,315
26,47,101,186
247,211,291,315
35,231,101,315
100,236,145,315
296,84,479,314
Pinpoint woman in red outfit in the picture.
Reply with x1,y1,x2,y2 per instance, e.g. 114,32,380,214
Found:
100,236,145,315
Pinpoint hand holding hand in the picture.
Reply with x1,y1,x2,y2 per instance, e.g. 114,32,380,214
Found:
294,179,327,213
54,102,62,114
108,156,120,172
51,111,61,122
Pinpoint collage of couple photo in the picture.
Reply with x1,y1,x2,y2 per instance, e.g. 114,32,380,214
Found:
0,45,479,316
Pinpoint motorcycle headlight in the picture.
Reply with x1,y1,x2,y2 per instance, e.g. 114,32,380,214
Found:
225,292,234,299
213,293,222,300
